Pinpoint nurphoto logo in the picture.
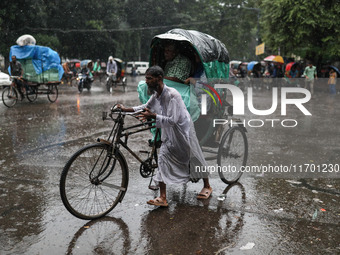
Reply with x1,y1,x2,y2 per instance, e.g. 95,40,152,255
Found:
200,84,312,128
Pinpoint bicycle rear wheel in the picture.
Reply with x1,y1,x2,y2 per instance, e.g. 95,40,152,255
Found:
26,87,38,102
217,126,248,184
2,86,18,107
60,143,128,220
47,85,58,102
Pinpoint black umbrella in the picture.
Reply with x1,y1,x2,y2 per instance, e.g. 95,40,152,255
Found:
329,65,340,76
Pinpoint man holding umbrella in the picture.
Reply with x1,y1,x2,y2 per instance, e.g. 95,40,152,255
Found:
328,67,338,95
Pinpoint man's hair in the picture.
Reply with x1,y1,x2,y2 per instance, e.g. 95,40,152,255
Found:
146,65,164,78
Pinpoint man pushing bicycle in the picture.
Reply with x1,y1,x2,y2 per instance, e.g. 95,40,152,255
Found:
117,66,213,207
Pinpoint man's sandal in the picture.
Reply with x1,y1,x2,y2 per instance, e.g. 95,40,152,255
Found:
147,197,168,207
197,187,213,199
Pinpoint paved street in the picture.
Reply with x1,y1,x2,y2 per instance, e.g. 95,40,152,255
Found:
0,77,339,254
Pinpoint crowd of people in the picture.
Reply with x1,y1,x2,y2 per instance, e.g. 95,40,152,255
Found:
61,57,126,86
231,60,338,95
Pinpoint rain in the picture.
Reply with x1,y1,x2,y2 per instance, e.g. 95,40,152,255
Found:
1,1,339,254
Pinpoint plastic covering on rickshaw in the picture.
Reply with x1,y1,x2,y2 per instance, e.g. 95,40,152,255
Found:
9,45,64,83
137,29,230,145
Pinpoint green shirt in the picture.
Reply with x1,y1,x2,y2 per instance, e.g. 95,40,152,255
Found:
303,66,317,81
93,62,101,72
164,54,191,83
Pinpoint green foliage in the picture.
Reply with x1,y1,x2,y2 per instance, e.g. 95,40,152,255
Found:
0,0,337,68
34,34,61,50
260,0,340,65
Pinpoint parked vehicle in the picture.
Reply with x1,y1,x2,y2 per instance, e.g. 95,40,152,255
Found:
0,70,11,86
126,61,149,75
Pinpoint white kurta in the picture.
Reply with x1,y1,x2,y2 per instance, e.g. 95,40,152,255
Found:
133,84,208,185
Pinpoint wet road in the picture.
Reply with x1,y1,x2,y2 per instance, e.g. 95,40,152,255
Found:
0,78,339,254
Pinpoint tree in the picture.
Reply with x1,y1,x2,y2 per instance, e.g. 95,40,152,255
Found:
259,0,340,66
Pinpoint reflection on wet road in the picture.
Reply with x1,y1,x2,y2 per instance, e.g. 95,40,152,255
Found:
0,79,339,254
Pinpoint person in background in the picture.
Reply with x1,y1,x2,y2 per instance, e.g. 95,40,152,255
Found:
106,56,117,75
9,55,27,97
328,68,337,95
163,42,191,83
106,56,117,84
93,59,101,73
289,65,298,78
303,62,317,96
80,61,94,83
62,61,73,85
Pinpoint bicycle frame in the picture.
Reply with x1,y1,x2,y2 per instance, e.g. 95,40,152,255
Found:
101,110,160,180
11,77,25,96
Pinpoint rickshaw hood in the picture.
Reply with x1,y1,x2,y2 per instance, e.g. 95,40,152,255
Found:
152,28,229,64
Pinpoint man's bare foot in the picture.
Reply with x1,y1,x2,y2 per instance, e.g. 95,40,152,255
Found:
146,197,168,207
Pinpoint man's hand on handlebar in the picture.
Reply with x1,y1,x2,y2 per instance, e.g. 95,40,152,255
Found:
137,108,156,122
112,103,134,113
115,104,125,111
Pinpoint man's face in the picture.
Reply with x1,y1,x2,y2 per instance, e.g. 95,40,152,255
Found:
12,56,16,63
164,45,177,61
145,74,159,95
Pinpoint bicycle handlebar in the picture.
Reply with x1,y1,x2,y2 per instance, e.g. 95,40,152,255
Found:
102,104,147,122
110,104,144,115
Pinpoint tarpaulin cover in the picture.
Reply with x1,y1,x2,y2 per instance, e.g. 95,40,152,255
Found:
9,45,64,82
152,29,229,63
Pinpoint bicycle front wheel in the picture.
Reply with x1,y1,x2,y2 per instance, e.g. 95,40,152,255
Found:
60,143,129,220
217,126,248,184
2,86,18,108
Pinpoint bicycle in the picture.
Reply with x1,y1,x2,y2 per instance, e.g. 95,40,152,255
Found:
60,104,248,220
1,77,28,107
2,76,58,108
60,105,161,220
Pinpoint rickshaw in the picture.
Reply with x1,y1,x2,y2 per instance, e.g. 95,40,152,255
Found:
137,28,248,184
106,58,127,92
59,29,249,220
2,45,63,108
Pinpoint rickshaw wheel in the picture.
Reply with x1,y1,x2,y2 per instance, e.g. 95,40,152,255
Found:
2,86,18,108
217,126,248,184
27,87,38,102
47,85,58,102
